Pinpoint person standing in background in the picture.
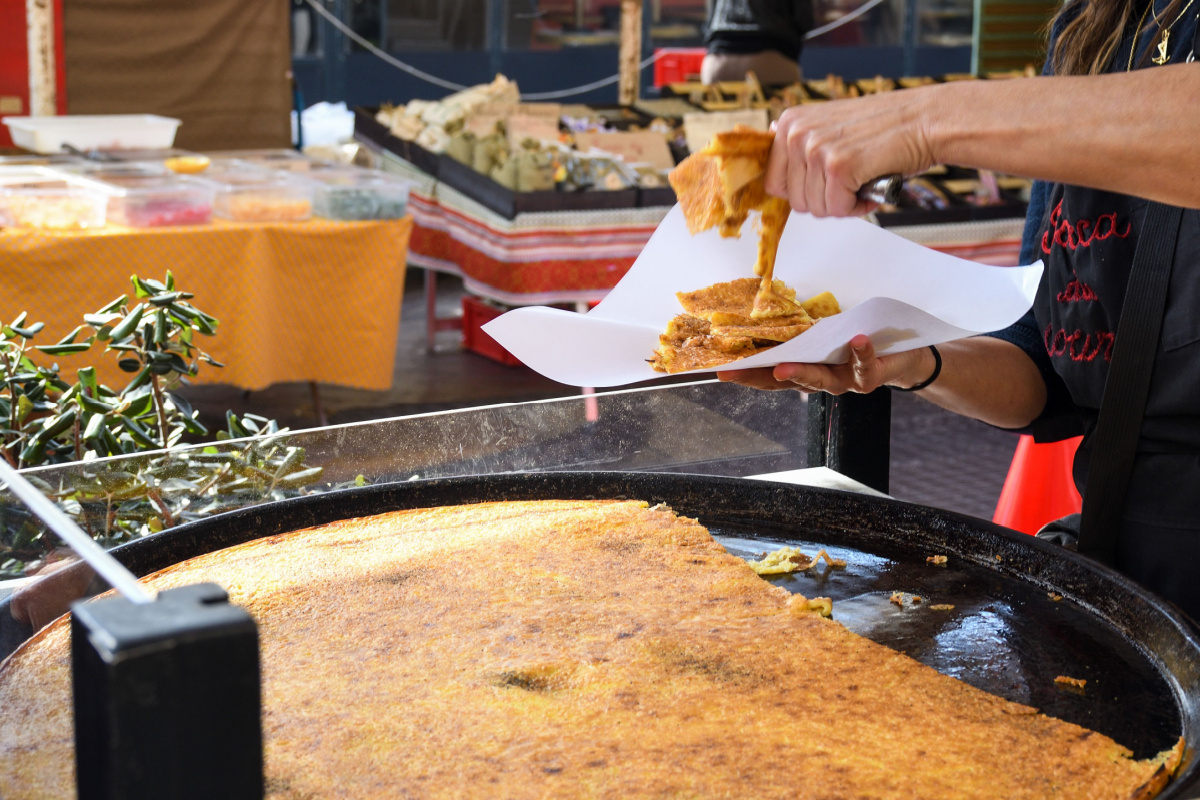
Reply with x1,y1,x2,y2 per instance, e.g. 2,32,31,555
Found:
702,0,816,84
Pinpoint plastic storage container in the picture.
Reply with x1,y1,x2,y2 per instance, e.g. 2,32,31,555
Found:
198,166,313,222
99,175,216,227
0,169,108,230
309,168,411,220
2,115,182,154
204,149,327,173
0,154,86,167
54,161,168,181
104,148,199,163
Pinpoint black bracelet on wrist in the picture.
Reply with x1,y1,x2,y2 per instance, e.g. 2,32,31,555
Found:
892,345,942,392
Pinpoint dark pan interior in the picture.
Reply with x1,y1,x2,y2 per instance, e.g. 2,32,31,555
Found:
11,472,1200,794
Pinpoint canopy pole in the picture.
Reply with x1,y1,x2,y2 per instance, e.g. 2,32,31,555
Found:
618,0,643,105
26,0,58,116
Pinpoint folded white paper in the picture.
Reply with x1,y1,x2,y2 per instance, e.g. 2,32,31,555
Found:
483,205,1042,387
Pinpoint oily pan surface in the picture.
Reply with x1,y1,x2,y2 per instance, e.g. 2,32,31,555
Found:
0,499,1183,799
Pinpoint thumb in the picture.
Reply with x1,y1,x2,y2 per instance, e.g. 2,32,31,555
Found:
849,335,877,388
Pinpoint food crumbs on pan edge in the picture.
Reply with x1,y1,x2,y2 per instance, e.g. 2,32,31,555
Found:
930,604,955,611
1055,675,1087,692
747,547,846,576
1048,592,1064,602
926,554,948,567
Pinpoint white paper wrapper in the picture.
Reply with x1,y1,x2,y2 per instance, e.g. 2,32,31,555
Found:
483,205,1043,387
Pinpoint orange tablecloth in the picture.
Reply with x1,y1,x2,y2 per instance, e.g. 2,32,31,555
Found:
0,217,412,391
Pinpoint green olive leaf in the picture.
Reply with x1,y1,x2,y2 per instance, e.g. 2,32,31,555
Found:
35,343,92,356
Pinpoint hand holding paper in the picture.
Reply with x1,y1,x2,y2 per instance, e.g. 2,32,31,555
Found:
482,206,1042,388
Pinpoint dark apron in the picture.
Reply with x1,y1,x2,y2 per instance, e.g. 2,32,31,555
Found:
1031,5,1200,616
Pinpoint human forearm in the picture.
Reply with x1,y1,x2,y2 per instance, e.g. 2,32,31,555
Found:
719,335,1047,431
889,337,1047,429
767,64,1200,216
926,66,1200,208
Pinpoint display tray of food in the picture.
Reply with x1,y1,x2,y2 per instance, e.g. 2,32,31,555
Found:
435,152,641,218
356,73,1033,222
874,168,1030,227
308,167,413,220
354,106,442,178
0,168,110,230
195,164,314,223
98,174,216,228
1,473,1196,798
357,106,667,217
204,148,327,173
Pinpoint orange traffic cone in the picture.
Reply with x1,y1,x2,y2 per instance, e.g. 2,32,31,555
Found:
992,435,1083,535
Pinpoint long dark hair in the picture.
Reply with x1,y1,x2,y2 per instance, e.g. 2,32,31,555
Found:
1050,0,1186,74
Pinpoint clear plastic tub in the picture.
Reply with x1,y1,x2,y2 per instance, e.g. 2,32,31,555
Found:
0,176,108,230
0,154,86,167
198,166,313,222
204,149,328,173
308,168,412,220
104,148,199,163
99,175,216,227
53,161,169,181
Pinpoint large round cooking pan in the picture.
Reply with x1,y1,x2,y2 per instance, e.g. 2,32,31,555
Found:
6,472,1200,795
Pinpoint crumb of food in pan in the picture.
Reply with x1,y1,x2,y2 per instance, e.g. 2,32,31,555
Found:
911,596,923,604
926,555,948,567
747,546,846,575
1055,675,1087,693
890,592,905,606
1048,592,1064,602
788,595,834,618
995,555,1003,562
930,604,955,611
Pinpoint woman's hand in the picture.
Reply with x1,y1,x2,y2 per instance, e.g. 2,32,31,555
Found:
766,67,1200,212
716,335,935,394
764,89,941,217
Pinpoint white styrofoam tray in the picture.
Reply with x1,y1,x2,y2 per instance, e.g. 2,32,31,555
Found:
1,115,181,154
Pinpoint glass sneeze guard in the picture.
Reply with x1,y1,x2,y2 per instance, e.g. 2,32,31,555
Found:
1,380,808,583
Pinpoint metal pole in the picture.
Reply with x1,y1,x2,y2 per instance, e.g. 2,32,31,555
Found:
0,460,153,603
902,0,919,77
488,0,506,78
619,0,644,104
329,0,348,103
805,389,892,494
26,0,57,115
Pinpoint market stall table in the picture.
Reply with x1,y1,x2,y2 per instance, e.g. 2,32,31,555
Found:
381,153,1026,352
0,217,413,393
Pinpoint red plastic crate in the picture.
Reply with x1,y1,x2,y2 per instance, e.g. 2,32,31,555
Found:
462,295,523,366
653,48,706,87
